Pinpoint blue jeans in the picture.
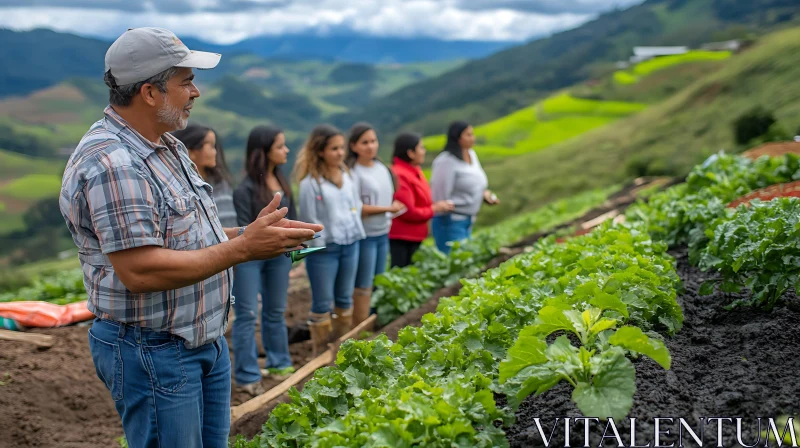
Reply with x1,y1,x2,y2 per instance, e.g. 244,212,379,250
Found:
355,234,389,288
305,242,360,314
431,214,473,254
231,256,293,386
88,318,230,448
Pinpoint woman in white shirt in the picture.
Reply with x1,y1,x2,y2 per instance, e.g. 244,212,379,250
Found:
296,124,366,355
430,121,500,254
345,123,404,327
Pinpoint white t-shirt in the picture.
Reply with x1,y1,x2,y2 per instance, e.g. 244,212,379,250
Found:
352,162,394,237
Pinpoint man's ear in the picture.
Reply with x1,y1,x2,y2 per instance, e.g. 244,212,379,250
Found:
139,83,159,107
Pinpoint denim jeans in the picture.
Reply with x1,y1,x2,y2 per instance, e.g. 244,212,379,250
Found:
88,318,230,448
305,242,360,314
431,214,473,254
231,255,293,386
355,234,389,288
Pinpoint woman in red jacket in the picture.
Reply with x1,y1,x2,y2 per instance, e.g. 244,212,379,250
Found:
389,133,454,267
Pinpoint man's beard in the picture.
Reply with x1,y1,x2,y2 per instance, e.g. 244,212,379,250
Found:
157,101,189,131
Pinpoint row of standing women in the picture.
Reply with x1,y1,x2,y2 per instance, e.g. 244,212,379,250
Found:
171,121,499,396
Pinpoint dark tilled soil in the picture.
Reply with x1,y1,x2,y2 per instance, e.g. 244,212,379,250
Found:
505,248,800,448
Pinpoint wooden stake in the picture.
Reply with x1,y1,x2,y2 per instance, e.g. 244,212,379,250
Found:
580,209,620,230
0,329,54,349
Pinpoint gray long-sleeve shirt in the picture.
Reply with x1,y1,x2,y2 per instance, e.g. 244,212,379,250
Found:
298,172,366,247
209,179,238,228
430,149,488,219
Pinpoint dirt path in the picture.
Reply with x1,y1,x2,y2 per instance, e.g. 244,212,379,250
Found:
0,325,122,448
505,248,800,447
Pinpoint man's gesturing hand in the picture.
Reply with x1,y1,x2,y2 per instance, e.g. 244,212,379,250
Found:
257,193,323,230
244,193,324,260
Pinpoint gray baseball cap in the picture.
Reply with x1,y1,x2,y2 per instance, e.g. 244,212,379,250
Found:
105,27,221,86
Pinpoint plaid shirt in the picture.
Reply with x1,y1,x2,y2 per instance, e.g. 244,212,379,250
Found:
60,106,233,349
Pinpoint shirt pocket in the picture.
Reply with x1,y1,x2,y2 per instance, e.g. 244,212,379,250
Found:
192,176,219,217
165,195,200,250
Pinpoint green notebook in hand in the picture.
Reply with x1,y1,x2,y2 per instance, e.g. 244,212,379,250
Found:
285,246,325,263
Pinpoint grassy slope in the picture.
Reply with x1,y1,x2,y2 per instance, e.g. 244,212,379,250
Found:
0,149,65,233
478,26,800,226
0,174,63,200
613,50,732,84
0,149,64,178
421,92,646,160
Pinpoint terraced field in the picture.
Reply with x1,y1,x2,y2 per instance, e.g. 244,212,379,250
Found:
422,93,646,160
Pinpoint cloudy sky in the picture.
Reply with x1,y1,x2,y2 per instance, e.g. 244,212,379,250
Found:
0,0,643,44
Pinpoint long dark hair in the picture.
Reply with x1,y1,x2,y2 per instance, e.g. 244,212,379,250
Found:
345,122,398,191
244,125,292,203
345,122,374,169
171,124,233,185
294,124,346,184
393,132,422,164
443,120,470,161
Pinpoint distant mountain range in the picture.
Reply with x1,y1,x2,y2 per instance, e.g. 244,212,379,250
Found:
0,28,516,98
180,34,518,64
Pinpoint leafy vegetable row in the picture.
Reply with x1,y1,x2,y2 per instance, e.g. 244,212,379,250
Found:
236,152,800,447
372,188,612,325
698,197,800,309
626,151,800,308
497,224,679,420
626,152,800,250
235,221,681,447
0,269,86,305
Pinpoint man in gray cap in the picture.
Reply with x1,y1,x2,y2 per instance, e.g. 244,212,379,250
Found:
59,27,322,447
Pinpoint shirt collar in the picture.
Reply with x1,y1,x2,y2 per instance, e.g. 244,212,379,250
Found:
103,105,184,159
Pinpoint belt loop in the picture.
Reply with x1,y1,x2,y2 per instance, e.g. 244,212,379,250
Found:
117,322,127,340
134,326,142,344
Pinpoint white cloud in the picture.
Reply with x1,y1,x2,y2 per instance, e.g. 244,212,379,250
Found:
0,0,632,43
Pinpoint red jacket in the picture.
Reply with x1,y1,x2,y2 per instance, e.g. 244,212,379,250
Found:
389,157,434,242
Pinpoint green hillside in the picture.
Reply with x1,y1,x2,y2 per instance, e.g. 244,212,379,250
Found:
612,50,732,84
422,93,646,160
0,57,461,161
418,46,736,162
477,26,800,226
0,150,64,234
0,56,461,244
341,0,800,136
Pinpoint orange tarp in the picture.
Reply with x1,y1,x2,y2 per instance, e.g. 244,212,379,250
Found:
728,180,800,208
0,301,94,327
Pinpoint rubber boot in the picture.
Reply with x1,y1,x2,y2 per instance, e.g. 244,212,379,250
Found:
332,307,353,340
352,287,372,327
308,312,332,358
